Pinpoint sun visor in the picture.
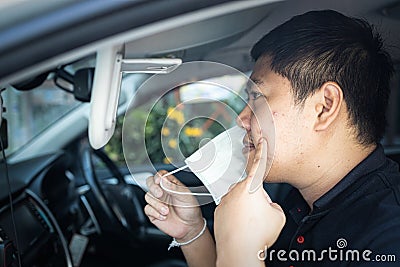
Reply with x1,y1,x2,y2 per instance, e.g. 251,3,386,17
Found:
88,45,182,149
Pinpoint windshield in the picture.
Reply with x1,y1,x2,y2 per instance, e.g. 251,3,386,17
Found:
105,72,248,167
2,79,79,156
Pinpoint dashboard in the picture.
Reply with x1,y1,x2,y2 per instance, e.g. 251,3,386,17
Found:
0,152,82,267
0,143,222,267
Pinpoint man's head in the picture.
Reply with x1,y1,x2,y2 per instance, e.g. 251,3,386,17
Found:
238,10,394,187
251,10,393,145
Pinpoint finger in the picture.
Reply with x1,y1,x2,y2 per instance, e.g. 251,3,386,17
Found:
270,202,284,214
146,175,163,198
145,193,169,215
270,203,286,225
144,204,167,221
160,176,190,194
154,170,169,184
159,176,200,207
227,183,236,192
146,175,155,188
152,170,178,185
161,171,186,186
247,137,268,193
147,214,158,223
263,188,273,204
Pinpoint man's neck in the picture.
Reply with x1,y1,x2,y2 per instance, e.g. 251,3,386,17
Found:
298,142,376,208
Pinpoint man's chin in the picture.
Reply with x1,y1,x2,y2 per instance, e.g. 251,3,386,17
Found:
263,172,285,184
263,177,276,183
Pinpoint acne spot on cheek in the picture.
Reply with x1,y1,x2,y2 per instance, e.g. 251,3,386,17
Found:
272,111,284,117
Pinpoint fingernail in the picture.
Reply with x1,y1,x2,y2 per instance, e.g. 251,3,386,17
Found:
161,206,168,215
159,215,167,220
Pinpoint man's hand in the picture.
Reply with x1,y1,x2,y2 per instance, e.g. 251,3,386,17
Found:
145,171,217,267
144,171,204,242
214,138,286,267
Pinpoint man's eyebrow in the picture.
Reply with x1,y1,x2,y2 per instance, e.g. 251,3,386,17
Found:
245,78,264,93
251,78,264,86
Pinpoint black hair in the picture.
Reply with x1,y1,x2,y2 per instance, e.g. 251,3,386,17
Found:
251,10,394,145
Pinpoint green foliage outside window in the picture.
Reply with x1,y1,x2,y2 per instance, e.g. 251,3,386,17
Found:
105,79,246,167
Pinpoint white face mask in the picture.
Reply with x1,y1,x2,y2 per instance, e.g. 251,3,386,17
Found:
161,126,247,205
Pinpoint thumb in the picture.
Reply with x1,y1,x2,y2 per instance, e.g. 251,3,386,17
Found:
155,170,184,185
270,202,284,213
263,188,273,204
160,175,189,194
246,137,268,193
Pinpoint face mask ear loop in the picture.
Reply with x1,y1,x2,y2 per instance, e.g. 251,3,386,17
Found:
161,165,189,177
160,166,212,196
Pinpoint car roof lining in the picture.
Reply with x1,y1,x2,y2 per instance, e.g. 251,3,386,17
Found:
0,0,277,85
123,2,278,58
3,0,399,86
212,0,400,66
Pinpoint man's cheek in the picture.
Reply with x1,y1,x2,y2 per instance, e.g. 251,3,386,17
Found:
255,107,274,134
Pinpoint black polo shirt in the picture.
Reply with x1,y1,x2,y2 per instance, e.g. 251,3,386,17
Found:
266,145,400,266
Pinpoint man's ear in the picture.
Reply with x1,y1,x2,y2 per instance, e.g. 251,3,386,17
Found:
314,82,343,131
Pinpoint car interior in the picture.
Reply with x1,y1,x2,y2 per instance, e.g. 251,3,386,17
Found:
0,0,399,266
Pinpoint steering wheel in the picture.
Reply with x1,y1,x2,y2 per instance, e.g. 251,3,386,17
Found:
80,144,150,239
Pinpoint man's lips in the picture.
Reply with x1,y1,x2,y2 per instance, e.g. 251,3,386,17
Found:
242,136,255,154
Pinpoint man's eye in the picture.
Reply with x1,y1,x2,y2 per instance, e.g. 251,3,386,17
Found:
249,92,263,100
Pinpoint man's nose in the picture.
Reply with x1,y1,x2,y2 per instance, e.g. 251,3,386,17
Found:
236,105,252,131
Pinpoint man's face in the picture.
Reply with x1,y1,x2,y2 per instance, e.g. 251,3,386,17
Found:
237,57,315,185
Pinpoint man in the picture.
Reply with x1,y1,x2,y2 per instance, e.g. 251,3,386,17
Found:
145,10,400,266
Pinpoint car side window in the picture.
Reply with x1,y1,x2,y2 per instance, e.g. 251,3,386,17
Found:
3,81,78,156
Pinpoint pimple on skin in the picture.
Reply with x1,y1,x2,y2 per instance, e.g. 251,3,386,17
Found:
272,111,284,117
